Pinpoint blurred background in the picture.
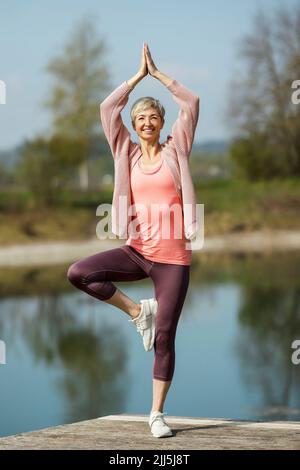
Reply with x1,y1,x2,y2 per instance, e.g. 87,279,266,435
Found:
0,0,300,438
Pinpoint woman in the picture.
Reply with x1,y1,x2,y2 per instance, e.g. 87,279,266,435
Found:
67,43,200,438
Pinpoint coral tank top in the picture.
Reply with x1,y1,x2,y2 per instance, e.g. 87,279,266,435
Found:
125,153,191,265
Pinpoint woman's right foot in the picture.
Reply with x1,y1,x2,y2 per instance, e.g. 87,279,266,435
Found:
128,298,158,351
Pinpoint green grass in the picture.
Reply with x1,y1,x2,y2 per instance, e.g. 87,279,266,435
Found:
196,176,300,235
0,207,97,245
0,177,300,244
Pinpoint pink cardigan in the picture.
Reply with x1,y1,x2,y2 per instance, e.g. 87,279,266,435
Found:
99,78,200,241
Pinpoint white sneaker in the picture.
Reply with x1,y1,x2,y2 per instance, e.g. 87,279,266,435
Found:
128,298,158,351
149,411,173,438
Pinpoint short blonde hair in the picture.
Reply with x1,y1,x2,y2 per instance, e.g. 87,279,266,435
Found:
131,97,165,129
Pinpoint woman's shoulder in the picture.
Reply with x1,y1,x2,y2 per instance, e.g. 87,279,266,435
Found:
160,135,176,155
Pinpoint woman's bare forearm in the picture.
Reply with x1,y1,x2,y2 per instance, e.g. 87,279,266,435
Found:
152,70,174,87
126,70,174,89
126,73,144,89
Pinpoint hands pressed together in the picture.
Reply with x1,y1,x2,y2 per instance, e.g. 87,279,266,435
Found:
139,42,158,79
126,43,172,89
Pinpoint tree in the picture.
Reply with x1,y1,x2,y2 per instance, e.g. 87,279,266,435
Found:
18,135,87,206
226,5,300,179
18,137,59,207
44,15,111,190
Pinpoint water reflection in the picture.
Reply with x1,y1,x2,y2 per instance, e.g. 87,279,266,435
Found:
235,281,300,420
0,251,300,437
22,296,129,423
0,281,130,430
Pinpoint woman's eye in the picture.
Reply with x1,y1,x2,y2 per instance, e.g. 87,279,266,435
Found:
138,116,157,120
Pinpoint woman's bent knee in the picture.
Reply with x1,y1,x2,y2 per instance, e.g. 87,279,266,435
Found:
67,262,84,286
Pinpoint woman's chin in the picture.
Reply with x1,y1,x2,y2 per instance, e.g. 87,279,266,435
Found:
139,134,159,143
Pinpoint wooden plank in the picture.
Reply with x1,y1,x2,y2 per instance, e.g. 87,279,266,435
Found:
0,414,300,450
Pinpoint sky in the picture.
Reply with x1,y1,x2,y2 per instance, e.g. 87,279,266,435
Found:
0,0,298,150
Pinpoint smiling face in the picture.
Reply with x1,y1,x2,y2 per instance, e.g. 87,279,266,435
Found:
134,107,164,143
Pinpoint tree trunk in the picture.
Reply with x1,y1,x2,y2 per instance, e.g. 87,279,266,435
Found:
78,159,89,191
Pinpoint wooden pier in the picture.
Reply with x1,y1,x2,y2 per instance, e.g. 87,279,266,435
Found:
0,414,300,450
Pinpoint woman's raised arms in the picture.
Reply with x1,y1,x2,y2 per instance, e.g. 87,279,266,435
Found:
100,44,149,158
144,43,200,157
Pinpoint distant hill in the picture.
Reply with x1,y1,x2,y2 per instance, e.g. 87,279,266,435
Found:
0,144,25,169
0,138,230,169
192,140,230,155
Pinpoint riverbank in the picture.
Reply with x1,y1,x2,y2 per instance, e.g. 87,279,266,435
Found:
1,229,300,266
1,177,300,246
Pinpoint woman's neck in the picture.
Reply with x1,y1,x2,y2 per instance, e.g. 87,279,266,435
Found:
140,141,161,161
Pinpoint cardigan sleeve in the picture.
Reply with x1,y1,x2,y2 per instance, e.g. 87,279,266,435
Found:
99,81,138,158
165,79,200,158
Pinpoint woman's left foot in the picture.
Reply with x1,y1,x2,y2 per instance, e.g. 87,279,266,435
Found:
128,298,157,351
149,411,173,438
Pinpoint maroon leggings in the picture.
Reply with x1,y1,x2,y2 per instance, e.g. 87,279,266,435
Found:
67,244,190,382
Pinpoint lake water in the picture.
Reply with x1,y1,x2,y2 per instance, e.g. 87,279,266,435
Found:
0,250,300,437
